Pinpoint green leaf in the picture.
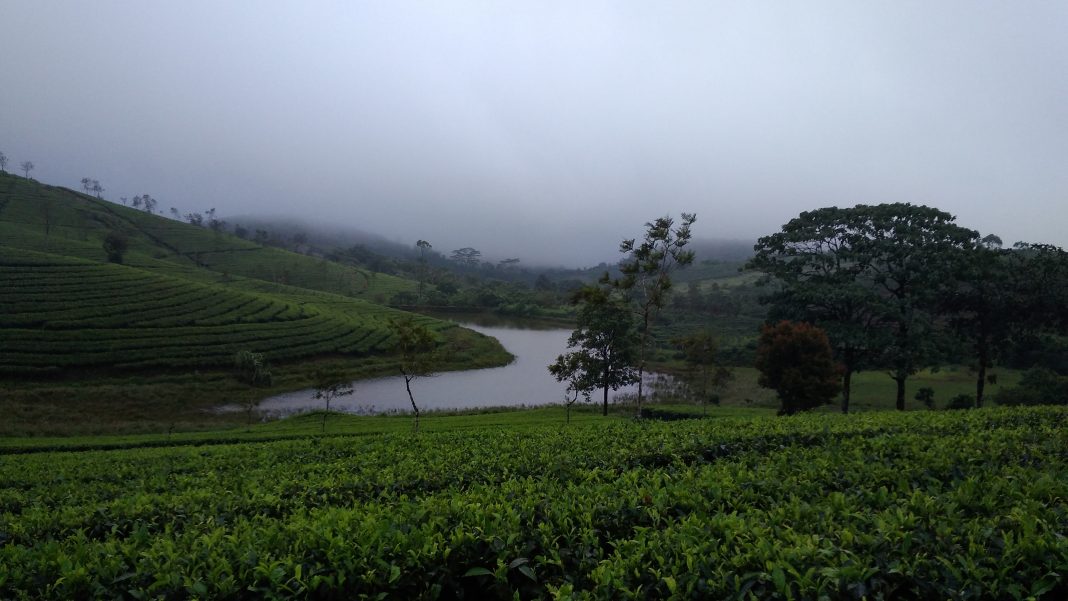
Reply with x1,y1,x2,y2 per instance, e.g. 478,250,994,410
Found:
462,567,494,578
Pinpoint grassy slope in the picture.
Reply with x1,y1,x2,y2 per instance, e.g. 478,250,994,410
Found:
0,173,510,435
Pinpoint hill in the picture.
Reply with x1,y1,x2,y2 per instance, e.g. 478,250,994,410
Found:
0,172,510,434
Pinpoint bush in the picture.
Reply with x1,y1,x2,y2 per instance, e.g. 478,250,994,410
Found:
945,393,975,410
995,367,1068,406
755,320,841,415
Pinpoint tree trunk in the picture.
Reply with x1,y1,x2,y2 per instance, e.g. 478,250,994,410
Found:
602,382,609,417
895,375,907,411
976,344,988,409
405,375,420,432
841,368,852,414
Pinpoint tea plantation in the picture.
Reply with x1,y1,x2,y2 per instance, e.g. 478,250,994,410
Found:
1,407,1065,599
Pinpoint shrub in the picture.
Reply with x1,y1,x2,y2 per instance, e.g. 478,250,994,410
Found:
995,367,1068,406
945,393,975,410
754,320,841,415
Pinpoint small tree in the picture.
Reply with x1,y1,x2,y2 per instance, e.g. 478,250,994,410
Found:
102,231,129,264
81,177,93,194
312,368,354,433
389,316,438,432
20,161,34,179
234,350,273,427
91,180,104,198
675,330,734,415
0,151,7,173
615,213,696,417
755,321,841,415
548,351,594,423
553,285,639,416
416,239,432,302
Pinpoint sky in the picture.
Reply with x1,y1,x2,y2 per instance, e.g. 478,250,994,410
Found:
2,1,1066,266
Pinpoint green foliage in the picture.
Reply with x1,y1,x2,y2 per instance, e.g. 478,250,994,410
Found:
755,321,841,415
995,367,1068,406
101,230,128,264
1,407,1066,599
915,386,935,409
946,393,976,410
555,285,639,416
614,213,697,414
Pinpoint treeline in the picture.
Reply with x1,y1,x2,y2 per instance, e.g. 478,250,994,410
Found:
748,202,1068,412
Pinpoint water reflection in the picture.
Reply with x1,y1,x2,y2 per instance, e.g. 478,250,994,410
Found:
248,319,667,415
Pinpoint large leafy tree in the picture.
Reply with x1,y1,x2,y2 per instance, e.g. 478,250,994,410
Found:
755,321,841,415
854,203,977,410
614,213,696,416
748,207,884,413
551,285,639,416
751,203,978,411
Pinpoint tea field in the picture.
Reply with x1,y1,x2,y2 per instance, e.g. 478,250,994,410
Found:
1,407,1065,599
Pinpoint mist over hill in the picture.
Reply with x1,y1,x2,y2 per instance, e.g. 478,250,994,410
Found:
228,214,754,269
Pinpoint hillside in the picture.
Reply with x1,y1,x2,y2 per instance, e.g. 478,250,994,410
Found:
0,172,510,433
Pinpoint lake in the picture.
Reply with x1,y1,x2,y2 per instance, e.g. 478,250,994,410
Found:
250,315,652,416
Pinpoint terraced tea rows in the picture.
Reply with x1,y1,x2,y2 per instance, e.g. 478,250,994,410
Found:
0,249,430,374
1,408,1065,599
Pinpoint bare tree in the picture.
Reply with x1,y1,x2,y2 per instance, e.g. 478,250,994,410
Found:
313,369,354,433
0,151,8,173
81,177,93,194
119,196,128,206
20,161,34,179
91,180,104,198
388,316,438,432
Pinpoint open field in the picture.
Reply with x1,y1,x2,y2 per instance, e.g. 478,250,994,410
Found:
2,406,1064,599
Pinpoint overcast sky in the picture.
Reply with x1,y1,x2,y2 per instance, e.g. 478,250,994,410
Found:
2,2,1066,265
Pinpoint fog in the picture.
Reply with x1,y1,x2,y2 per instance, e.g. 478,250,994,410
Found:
2,2,1066,265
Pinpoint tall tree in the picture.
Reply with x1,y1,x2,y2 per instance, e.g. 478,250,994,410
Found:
450,247,482,267
755,321,841,415
748,206,884,413
614,213,696,416
91,180,104,198
0,151,7,173
416,239,432,302
20,161,34,179
81,177,93,194
854,203,977,410
389,316,439,432
551,285,639,416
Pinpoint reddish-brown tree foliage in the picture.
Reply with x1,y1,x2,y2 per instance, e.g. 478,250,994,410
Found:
755,320,841,415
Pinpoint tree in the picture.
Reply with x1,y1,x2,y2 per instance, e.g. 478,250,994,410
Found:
0,151,7,173
91,180,104,198
675,330,734,415
552,285,639,416
234,350,272,427
547,351,594,423
170,207,181,219
853,204,977,410
20,161,34,179
141,194,157,213
450,247,482,266
416,240,432,302
312,368,354,433
755,321,841,415
102,231,129,264
81,177,93,194
614,213,696,416
750,204,978,411
748,206,885,413
389,316,438,432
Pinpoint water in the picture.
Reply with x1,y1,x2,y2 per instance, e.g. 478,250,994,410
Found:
247,316,655,416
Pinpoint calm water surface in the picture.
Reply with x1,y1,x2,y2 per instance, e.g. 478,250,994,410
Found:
251,317,645,415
